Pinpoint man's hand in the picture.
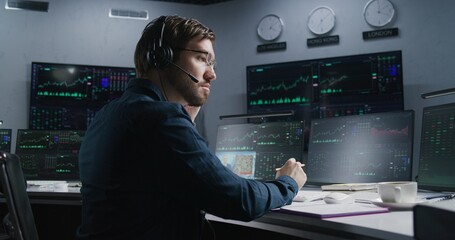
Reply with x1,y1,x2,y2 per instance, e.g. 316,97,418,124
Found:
276,158,307,190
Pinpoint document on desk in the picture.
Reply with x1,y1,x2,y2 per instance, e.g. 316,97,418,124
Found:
279,202,389,219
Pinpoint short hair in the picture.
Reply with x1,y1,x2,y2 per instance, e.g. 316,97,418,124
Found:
134,15,216,76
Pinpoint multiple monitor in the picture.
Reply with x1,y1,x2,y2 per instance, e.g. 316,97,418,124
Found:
29,62,136,130
22,61,133,180
218,106,455,193
2,56,453,192
246,51,404,124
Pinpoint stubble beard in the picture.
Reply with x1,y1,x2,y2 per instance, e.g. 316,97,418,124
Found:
173,77,208,107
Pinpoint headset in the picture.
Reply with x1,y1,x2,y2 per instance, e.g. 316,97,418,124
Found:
148,16,173,69
146,16,199,83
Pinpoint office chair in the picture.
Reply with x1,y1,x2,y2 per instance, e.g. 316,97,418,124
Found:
0,152,39,240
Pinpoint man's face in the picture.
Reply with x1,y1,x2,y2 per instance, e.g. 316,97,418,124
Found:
168,38,216,106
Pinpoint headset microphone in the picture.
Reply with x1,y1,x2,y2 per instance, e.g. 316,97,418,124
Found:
165,60,200,83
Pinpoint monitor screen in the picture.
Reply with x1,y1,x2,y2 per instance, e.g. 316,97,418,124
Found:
0,129,12,153
15,129,85,180
246,51,404,141
306,110,414,185
418,103,455,192
29,62,136,130
215,121,304,181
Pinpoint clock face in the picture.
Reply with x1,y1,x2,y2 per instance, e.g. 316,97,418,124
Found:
257,14,284,41
308,6,336,35
364,0,395,27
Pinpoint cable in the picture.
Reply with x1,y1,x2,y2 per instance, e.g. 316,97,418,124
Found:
157,70,169,101
205,218,216,240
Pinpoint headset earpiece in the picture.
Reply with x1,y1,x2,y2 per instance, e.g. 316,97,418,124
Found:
149,16,173,69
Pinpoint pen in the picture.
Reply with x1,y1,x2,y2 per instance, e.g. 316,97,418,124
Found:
275,163,305,171
424,194,455,200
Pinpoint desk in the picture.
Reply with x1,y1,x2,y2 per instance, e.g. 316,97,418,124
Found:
1,188,418,240
208,211,413,240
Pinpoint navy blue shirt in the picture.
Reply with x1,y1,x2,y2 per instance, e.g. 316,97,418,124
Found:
77,78,299,240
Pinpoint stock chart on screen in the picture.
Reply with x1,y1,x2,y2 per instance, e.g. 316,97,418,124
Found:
215,121,304,181
247,50,403,120
15,129,85,180
306,110,414,185
29,62,136,130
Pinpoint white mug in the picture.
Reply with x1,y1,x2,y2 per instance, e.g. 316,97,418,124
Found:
377,181,417,203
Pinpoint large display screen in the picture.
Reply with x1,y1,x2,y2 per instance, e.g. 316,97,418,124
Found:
246,51,404,139
306,110,414,185
418,103,455,191
15,129,85,180
29,62,136,130
215,121,304,181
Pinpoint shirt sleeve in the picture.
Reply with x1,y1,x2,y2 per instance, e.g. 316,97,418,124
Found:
159,105,299,221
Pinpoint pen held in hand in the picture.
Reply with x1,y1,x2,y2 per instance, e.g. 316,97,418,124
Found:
275,163,305,171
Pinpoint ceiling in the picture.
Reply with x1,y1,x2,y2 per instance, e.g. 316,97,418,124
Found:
149,0,232,5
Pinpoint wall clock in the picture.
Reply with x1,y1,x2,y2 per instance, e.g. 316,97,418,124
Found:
307,6,336,35
257,14,284,41
363,0,396,27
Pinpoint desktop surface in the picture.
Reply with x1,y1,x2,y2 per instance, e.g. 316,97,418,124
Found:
19,185,452,240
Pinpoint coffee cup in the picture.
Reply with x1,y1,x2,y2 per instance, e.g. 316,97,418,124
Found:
377,181,417,203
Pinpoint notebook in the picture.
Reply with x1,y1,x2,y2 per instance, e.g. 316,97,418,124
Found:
279,202,388,218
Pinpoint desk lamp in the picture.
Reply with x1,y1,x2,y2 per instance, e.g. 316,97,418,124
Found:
421,87,455,99
219,110,294,120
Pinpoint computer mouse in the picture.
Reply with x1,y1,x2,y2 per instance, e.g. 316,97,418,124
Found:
323,192,354,204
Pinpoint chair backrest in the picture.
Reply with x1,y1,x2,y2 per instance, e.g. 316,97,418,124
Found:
0,152,39,240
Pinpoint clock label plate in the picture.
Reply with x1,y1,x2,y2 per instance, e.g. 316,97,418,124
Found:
257,42,287,52
363,28,398,40
307,35,339,47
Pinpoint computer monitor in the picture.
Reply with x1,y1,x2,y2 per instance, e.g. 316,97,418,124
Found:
246,51,404,146
306,110,414,185
418,103,455,192
29,62,136,130
247,50,404,118
0,129,12,153
215,121,304,181
15,129,85,180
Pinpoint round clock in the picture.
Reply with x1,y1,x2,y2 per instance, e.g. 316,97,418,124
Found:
257,14,284,41
307,6,336,35
363,0,396,27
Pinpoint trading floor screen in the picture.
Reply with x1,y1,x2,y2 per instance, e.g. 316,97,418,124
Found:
418,103,455,192
306,110,414,185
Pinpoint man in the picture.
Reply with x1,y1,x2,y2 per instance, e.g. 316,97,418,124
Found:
77,15,307,240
